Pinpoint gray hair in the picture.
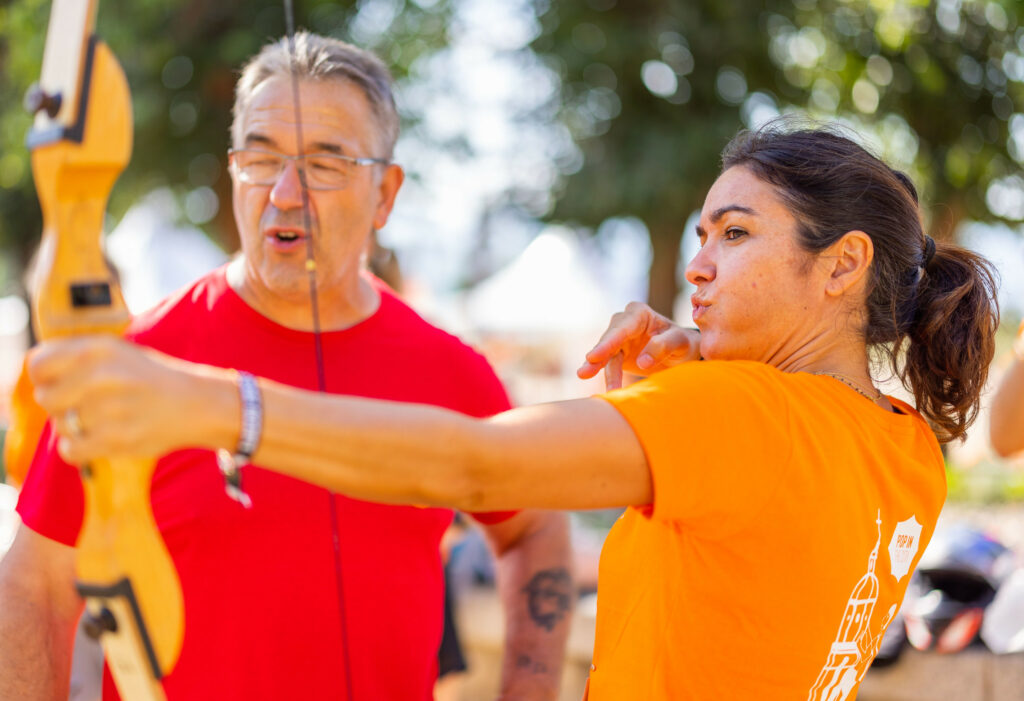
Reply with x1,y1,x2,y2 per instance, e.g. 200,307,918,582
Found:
231,31,399,158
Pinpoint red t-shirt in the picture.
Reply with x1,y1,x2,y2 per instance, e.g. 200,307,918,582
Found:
18,267,513,700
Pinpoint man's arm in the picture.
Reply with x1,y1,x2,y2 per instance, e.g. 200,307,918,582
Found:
0,524,83,700
991,347,1024,457
479,510,573,701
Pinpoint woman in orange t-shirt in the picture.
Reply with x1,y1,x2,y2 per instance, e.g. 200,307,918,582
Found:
33,125,999,699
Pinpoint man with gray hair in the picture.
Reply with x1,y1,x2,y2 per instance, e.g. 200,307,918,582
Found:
0,32,572,700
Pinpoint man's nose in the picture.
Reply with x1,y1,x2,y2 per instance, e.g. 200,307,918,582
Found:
685,244,715,286
269,160,305,210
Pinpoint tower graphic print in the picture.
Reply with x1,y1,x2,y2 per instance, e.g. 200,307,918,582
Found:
807,511,897,701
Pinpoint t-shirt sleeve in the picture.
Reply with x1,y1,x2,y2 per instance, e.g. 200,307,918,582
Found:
601,361,792,538
448,347,513,418
16,422,85,547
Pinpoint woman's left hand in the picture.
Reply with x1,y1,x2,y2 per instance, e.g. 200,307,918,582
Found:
28,336,226,464
577,302,701,390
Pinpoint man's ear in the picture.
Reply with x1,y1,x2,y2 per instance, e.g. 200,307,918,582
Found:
372,164,404,231
823,230,874,298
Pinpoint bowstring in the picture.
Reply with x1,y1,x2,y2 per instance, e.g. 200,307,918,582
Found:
282,4,355,699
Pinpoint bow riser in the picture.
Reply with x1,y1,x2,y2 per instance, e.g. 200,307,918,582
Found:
31,38,131,339
27,4,185,698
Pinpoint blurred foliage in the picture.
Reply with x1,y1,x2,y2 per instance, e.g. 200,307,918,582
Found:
943,313,1024,502
0,0,454,296
4,0,1024,315
530,0,1024,313
946,459,1024,502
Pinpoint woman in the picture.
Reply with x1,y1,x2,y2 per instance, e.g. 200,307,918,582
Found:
32,125,998,699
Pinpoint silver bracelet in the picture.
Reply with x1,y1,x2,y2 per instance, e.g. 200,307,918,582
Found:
217,371,261,509
236,371,262,459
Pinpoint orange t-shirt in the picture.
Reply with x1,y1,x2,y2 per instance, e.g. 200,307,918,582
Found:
588,360,945,701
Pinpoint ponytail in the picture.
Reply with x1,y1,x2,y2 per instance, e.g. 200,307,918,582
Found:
899,243,999,442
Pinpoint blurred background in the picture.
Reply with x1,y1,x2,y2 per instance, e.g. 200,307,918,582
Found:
3,0,1024,699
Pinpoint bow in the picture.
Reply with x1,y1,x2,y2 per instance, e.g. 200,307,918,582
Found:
25,0,184,698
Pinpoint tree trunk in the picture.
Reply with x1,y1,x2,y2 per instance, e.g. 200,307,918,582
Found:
646,223,683,317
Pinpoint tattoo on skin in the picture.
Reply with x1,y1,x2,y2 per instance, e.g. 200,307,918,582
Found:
522,567,572,632
516,654,550,674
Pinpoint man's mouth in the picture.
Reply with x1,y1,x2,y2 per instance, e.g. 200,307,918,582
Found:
265,227,307,245
270,228,302,239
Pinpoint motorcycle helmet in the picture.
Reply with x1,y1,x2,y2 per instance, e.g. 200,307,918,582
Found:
903,525,1014,654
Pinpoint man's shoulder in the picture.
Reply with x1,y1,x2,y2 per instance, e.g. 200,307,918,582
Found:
126,266,230,348
374,282,483,361
371,281,510,413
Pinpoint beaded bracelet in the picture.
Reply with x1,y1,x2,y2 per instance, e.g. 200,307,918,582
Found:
216,371,261,508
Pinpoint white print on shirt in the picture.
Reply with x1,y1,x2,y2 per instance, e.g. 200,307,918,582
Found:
806,511,900,701
887,515,922,582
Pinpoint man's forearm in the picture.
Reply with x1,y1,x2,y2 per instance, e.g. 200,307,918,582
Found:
492,512,574,701
0,576,78,700
0,528,83,701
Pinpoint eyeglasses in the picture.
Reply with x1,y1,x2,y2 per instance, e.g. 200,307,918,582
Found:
227,147,390,190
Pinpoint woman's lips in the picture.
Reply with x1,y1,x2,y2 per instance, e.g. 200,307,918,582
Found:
691,296,709,322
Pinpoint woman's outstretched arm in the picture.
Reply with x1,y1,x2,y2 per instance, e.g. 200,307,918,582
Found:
30,336,652,512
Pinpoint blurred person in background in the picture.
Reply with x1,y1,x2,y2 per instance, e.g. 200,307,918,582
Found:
990,321,1024,457
30,123,999,699
0,32,571,701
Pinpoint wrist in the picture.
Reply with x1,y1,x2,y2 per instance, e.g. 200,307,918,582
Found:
686,327,703,361
188,365,244,452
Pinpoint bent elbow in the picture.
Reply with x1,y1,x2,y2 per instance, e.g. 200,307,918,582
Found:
990,431,1023,460
990,414,1024,459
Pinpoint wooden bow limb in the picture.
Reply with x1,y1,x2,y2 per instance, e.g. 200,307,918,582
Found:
27,1,184,697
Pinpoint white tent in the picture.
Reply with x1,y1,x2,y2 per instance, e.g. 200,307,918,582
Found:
462,227,621,403
464,226,617,337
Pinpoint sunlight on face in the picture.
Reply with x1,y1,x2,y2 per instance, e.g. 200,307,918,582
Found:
686,166,830,366
229,77,387,304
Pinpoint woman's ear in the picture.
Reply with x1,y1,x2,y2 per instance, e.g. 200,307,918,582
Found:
823,230,874,297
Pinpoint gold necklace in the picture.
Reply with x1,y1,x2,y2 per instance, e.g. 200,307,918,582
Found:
815,372,883,404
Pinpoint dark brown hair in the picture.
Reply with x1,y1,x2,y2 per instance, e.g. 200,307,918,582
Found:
722,123,998,443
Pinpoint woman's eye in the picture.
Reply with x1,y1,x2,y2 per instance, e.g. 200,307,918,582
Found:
723,227,747,241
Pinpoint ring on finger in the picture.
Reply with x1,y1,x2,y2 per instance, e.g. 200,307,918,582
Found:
65,408,84,438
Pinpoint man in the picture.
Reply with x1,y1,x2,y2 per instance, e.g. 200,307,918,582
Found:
0,32,572,700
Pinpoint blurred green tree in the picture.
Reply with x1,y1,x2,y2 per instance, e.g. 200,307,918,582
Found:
4,0,1024,316
530,0,1024,314
0,0,454,293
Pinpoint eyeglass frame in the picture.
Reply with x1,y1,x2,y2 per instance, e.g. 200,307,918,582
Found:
227,147,391,191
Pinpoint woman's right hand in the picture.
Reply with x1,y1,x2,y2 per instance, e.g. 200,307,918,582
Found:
577,302,702,390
